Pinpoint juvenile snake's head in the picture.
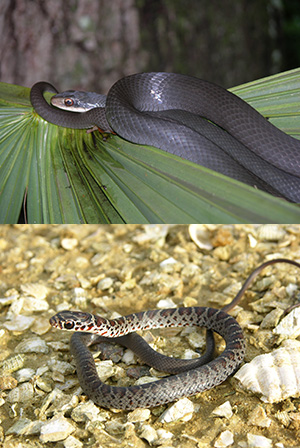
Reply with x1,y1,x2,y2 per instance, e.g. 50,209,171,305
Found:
49,310,96,332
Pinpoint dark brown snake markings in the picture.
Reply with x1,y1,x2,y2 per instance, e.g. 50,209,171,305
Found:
49,258,300,410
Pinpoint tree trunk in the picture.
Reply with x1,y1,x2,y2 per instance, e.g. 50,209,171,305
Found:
0,0,283,92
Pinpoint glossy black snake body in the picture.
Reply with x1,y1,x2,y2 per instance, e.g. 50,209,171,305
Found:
30,73,300,202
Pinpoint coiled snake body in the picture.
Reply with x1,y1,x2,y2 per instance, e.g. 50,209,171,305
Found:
30,73,300,202
49,258,300,410
50,307,244,410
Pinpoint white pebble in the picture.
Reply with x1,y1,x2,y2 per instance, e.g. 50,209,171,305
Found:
63,435,83,448
186,331,206,349
212,401,233,419
7,382,34,403
214,430,234,447
15,368,35,383
97,277,114,290
273,307,300,340
6,417,42,435
40,416,76,442
139,424,158,444
156,298,177,309
156,428,174,442
122,349,136,365
3,315,35,331
95,360,116,382
21,283,48,300
159,257,177,267
15,337,49,354
247,433,272,448
61,238,78,250
71,400,101,423
127,408,151,422
159,397,195,423
48,359,75,375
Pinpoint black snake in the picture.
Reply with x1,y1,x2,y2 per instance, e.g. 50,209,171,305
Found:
49,258,300,410
30,73,300,202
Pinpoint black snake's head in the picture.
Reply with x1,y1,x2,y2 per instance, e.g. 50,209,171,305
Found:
49,310,96,332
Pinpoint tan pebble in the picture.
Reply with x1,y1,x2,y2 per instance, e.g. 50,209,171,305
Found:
211,228,234,247
275,410,291,427
127,408,151,422
248,406,272,427
213,246,231,261
7,382,34,403
21,283,48,300
63,435,83,448
0,354,25,374
0,375,17,390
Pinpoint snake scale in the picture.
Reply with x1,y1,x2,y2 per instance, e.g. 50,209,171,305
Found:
49,258,300,410
30,72,300,202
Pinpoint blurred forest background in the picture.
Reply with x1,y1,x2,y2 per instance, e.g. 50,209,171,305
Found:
1,0,300,93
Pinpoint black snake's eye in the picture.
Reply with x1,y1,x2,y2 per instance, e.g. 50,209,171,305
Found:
64,98,74,107
64,321,75,330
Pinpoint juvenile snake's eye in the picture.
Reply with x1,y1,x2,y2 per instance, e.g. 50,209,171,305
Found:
64,321,75,330
64,98,74,107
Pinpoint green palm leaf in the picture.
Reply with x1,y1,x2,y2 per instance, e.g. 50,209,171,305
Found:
1,69,300,223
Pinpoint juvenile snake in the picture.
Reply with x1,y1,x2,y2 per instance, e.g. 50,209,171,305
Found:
49,258,300,410
30,73,300,202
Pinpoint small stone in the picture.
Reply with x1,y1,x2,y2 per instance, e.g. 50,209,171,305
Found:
247,433,272,448
15,368,35,383
7,382,34,403
97,277,114,290
95,360,116,381
122,349,136,365
48,359,75,375
159,257,177,267
156,298,177,309
156,428,174,443
214,430,234,447
3,315,35,331
61,238,78,250
212,401,233,419
127,408,151,422
40,416,76,442
15,337,49,354
63,435,83,448
139,424,158,444
21,283,48,300
71,400,102,423
248,406,272,427
0,354,25,374
6,418,42,435
159,397,196,423
186,331,206,349
0,375,18,390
